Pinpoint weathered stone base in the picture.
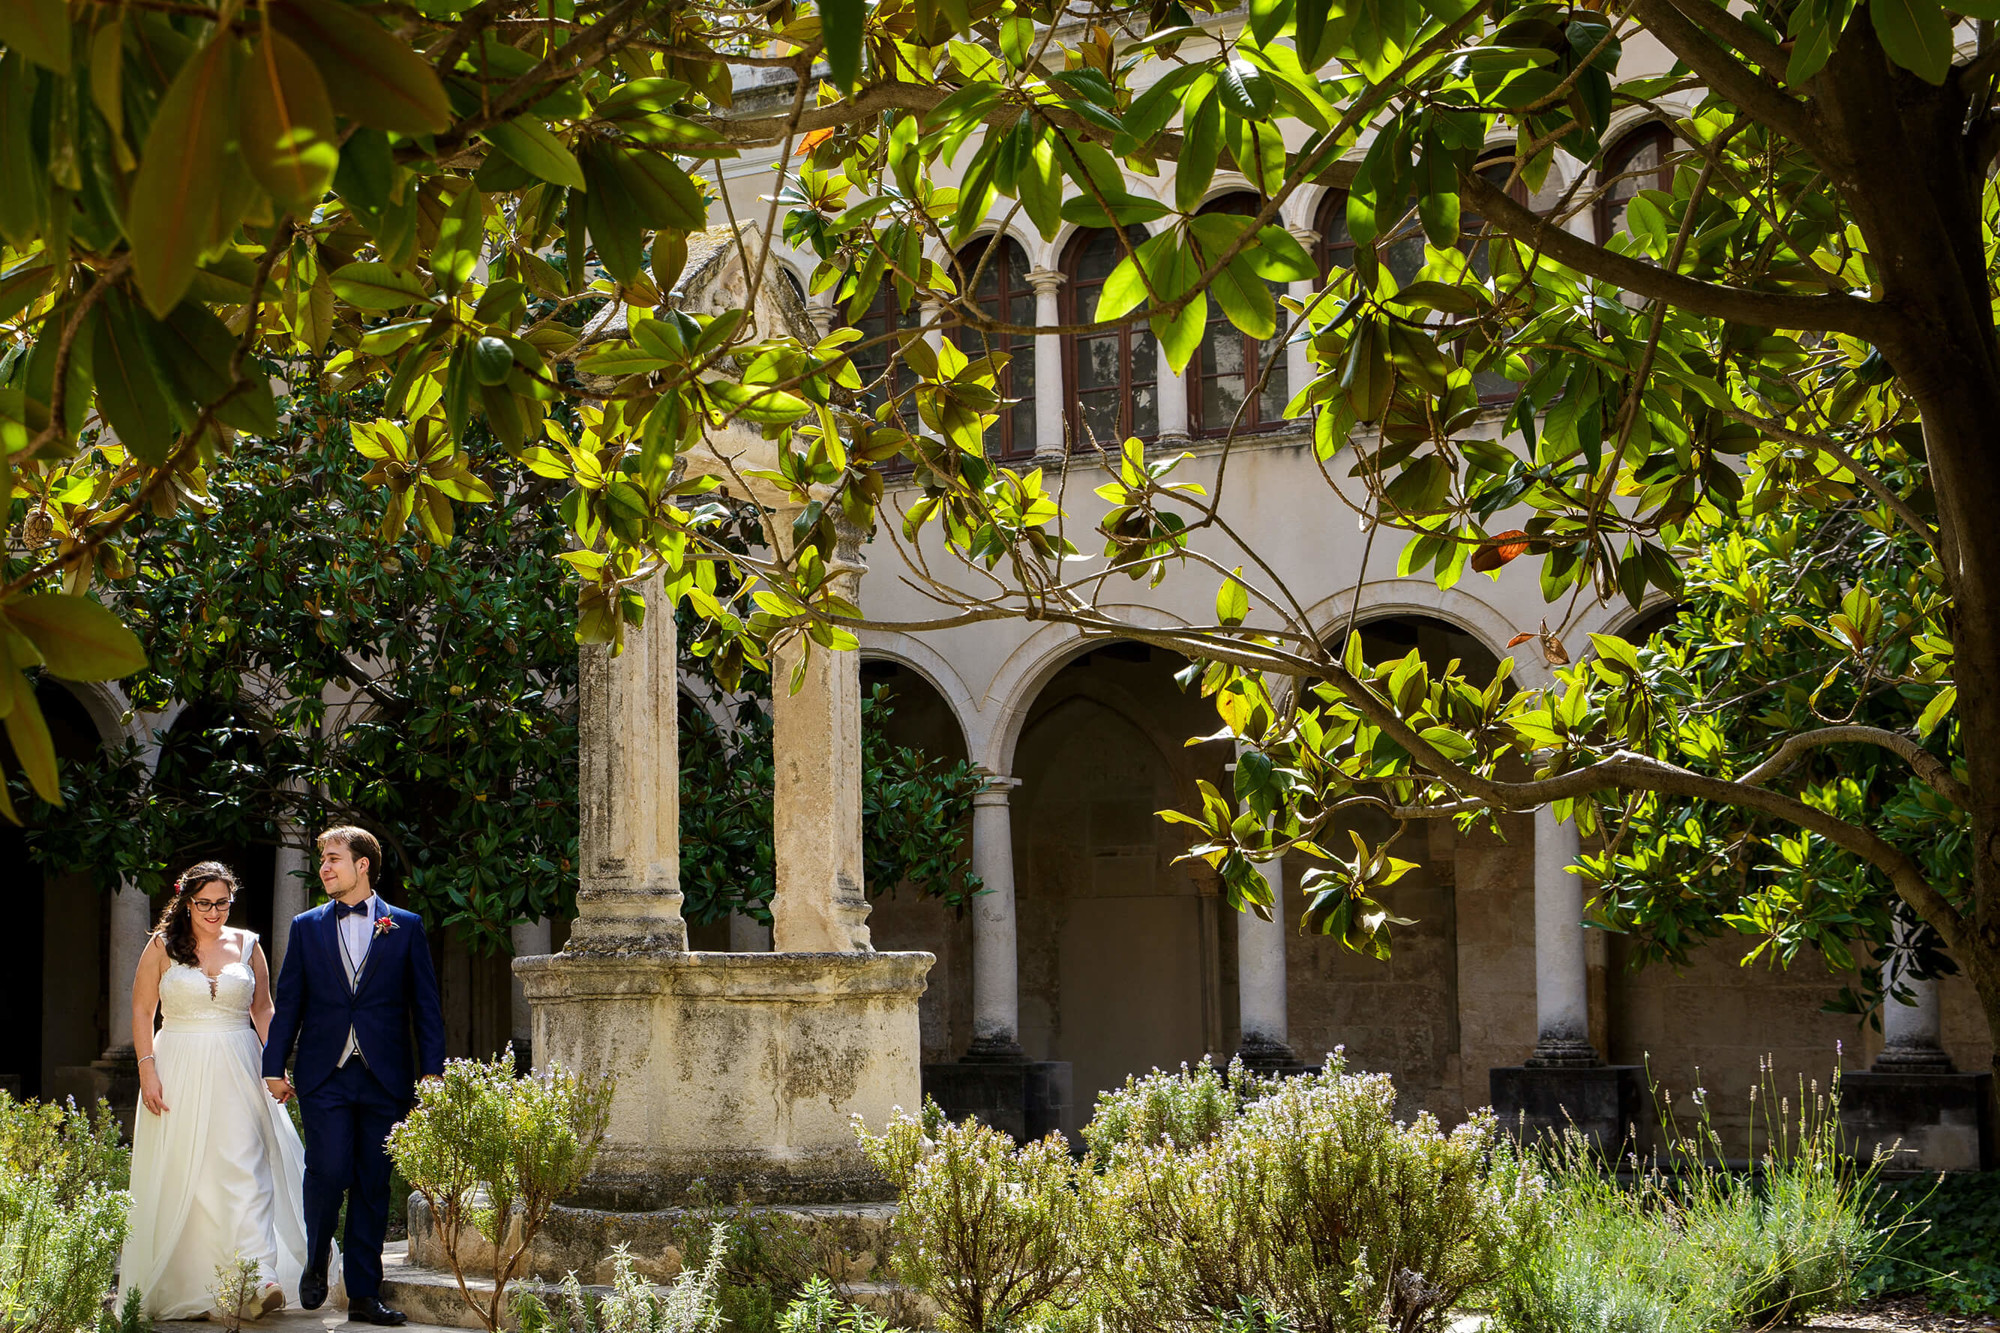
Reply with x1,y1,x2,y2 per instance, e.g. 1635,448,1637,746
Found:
921,1057,1071,1143
406,1195,896,1284
1233,1037,1313,1078
1839,1071,1993,1173
515,950,934,1208
1490,1064,1643,1151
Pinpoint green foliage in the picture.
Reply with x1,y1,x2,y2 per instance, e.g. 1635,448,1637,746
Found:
774,1278,890,1333
387,1049,615,1333
861,1058,1545,1333
0,1094,131,1333
96,1286,150,1333
512,1229,727,1333
858,1103,1094,1333
0,1094,126,1203
658,1185,825,1333
1860,1171,2000,1316
1495,1069,1889,1333
208,1253,262,1332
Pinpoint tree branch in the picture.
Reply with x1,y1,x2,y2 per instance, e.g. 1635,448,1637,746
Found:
1621,0,1825,153
1461,171,1892,337
1739,724,1970,806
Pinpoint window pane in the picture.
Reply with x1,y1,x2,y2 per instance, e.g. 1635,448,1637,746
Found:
1203,377,1245,430
1130,384,1157,440
1079,335,1120,391
1081,392,1119,445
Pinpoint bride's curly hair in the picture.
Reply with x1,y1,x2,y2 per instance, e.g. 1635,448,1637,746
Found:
156,861,239,969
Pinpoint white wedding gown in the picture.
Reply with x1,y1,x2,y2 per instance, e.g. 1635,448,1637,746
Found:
118,951,323,1319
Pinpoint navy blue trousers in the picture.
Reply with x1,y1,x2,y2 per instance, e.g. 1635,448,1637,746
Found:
300,1061,404,1303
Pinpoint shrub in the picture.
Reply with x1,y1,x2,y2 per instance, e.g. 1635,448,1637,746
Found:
1494,1066,1890,1333
387,1048,614,1333
208,1253,260,1332
1089,1059,1545,1333
513,1228,726,1333
862,1058,1546,1333
97,1287,150,1333
661,1185,825,1333
0,1093,130,1333
857,1102,1094,1333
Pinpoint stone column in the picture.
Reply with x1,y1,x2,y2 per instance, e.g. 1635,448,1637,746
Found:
807,297,839,341
1286,226,1319,420
1875,929,1952,1072
106,879,153,1055
967,774,1024,1059
1527,806,1598,1066
771,493,874,952
510,917,552,1053
567,568,688,953
1157,321,1190,444
1237,854,1296,1067
1026,268,1066,464
270,834,309,972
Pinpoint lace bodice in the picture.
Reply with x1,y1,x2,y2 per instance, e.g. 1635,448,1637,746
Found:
159,943,257,1033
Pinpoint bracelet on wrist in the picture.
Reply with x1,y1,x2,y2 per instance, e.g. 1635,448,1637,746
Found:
137,1054,154,1065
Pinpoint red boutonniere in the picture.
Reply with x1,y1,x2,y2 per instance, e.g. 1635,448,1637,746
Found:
373,916,397,939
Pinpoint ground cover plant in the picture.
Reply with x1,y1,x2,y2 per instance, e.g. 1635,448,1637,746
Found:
1860,1170,2000,1316
1495,1068,1890,1333
0,1093,130,1333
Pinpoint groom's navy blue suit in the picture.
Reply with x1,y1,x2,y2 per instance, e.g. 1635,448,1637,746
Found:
264,896,445,1304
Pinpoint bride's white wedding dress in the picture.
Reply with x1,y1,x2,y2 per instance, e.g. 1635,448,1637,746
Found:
118,949,322,1319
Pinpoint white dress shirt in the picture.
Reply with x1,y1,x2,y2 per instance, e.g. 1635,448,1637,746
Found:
335,893,377,1066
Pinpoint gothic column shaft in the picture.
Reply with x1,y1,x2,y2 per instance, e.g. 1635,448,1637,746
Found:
1529,807,1597,1065
771,498,873,952
1237,856,1290,1053
1027,269,1065,461
1286,226,1319,421
1157,322,1189,443
568,568,687,952
271,835,309,972
107,879,152,1053
968,777,1023,1055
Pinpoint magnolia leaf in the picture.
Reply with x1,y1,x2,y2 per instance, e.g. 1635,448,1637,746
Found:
238,32,339,211
331,262,434,310
484,116,586,190
272,0,453,136
1868,0,1952,83
0,0,70,75
2,670,58,803
6,594,148,680
822,0,865,90
91,291,175,467
129,40,234,318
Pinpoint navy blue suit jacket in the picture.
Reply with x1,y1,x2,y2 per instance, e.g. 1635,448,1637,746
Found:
261,899,447,1105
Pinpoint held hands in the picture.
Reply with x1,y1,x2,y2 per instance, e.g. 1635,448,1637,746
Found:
265,1077,296,1105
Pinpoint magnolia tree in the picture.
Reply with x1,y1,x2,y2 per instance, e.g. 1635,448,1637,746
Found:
0,0,1995,1064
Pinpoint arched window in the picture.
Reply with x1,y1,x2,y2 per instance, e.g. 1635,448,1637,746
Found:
1190,193,1289,438
1314,189,1423,286
1596,124,1673,243
1062,228,1157,448
849,281,923,424
949,236,1037,460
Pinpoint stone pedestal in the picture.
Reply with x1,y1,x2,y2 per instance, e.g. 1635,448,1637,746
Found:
48,1051,141,1134
1490,1064,1642,1151
518,950,932,1206
922,1054,1072,1144
1840,1071,1994,1173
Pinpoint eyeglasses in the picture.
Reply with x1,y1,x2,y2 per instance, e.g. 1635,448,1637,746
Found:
188,899,234,916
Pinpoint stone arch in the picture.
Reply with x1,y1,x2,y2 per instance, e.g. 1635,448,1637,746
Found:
855,633,982,762
981,605,1197,776
1303,581,1516,668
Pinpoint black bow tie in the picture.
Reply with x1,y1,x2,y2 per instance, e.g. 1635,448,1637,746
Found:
333,899,370,919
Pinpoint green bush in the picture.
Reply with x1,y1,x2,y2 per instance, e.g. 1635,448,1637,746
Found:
1860,1171,2000,1315
0,1093,130,1333
861,1057,1545,1333
774,1277,891,1333
387,1048,614,1333
661,1185,825,1333
1494,1069,1888,1333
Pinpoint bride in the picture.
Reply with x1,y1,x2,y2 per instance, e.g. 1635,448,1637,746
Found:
118,862,322,1320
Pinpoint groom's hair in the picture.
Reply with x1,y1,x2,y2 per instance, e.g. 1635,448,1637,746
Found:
318,825,383,885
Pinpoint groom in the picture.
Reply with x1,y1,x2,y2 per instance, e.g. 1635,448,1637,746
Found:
264,826,446,1326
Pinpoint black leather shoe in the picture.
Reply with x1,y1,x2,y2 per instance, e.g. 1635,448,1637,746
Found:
348,1298,409,1327
298,1261,329,1312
